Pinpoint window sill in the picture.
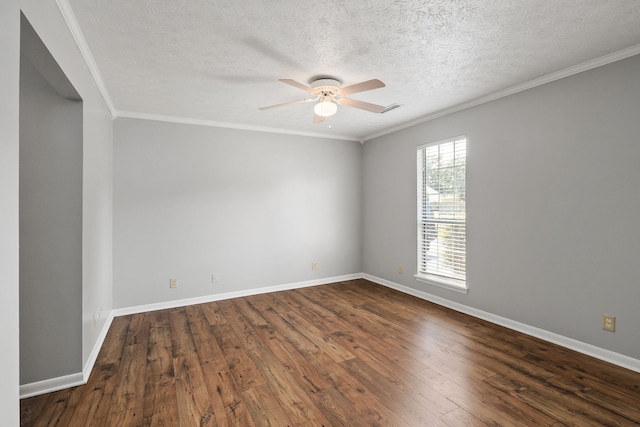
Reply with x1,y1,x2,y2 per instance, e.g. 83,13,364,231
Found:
414,274,468,294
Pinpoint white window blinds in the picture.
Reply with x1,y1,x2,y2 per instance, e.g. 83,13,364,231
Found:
417,137,467,290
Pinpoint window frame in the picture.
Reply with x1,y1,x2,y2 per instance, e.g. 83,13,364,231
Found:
415,136,468,294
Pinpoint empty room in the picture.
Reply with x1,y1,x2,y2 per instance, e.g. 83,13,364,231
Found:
3,0,640,425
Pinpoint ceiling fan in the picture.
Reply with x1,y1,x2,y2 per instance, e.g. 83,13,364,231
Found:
259,77,388,123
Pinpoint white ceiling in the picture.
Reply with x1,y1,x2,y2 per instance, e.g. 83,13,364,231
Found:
64,0,640,141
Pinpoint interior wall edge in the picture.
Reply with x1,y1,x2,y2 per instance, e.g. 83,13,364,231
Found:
0,0,21,423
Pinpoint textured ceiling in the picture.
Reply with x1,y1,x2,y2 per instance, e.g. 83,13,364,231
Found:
66,0,640,141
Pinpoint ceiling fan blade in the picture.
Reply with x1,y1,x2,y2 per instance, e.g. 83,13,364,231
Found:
338,79,385,96
279,79,316,94
313,114,325,124
259,98,315,111
338,97,386,113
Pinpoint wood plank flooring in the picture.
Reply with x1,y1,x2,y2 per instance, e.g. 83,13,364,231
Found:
20,279,640,426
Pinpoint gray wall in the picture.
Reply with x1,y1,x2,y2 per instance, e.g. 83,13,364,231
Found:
0,0,20,422
19,55,83,384
20,0,114,384
363,54,640,359
113,118,363,308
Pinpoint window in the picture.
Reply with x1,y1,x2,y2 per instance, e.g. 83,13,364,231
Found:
416,136,467,293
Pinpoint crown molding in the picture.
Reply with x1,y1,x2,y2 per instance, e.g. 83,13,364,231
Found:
56,0,116,117
52,0,640,144
116,110,360,142
363,43,640,142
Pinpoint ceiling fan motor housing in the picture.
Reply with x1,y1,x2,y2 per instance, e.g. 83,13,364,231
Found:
310,78,342,97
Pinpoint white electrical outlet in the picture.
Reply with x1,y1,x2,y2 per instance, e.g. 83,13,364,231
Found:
312,262,318,271
169,278,177,288
211,273,218,284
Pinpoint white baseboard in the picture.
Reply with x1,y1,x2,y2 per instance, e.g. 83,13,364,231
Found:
363,273,640,374
20,274,360,399
20,311,116,399
83,311,116,381
21,272,639,399
20,372,85,399
112,273,362,317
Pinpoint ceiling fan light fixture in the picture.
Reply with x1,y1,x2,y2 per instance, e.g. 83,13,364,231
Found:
260,77,388,122
314,100,337,117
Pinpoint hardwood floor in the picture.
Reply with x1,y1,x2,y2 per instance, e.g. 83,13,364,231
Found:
21,279,640,426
